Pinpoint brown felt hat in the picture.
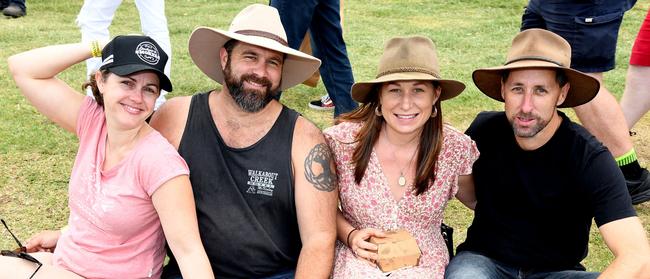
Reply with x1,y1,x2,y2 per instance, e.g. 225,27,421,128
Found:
351,36,466,103
472,28,600,108
188,4,321,91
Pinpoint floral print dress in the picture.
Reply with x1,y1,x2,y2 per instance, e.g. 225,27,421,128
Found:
324,122,479,278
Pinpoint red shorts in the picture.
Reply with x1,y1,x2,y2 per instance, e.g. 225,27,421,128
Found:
631,9,650,66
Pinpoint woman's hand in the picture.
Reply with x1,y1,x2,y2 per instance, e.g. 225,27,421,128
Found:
348,228,387,266
25,230,61,253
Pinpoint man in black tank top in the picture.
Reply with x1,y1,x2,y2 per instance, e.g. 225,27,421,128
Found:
151,4,339,278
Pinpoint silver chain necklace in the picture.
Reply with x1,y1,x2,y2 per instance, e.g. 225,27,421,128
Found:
383,127,418,187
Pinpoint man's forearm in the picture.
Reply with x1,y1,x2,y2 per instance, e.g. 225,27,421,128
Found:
599,255,650,279
597,217,650,279
294,240,335,278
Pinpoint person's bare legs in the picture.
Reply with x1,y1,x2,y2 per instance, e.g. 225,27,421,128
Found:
574,72,650,204
0,252,84,279
620,65,650,129
573,72,633,157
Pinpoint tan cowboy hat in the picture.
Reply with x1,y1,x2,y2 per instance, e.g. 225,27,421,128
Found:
472,28,600,108
188,4,321,91
351,36,465,103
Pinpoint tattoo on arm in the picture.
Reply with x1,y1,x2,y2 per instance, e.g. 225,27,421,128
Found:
304,143,338,192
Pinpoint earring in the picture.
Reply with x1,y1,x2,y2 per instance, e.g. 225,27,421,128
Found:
375,106,382,117
431,107,438,118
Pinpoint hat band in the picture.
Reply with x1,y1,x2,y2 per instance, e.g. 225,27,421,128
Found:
235,30,289,47
376,67,440,79
504,56,564,67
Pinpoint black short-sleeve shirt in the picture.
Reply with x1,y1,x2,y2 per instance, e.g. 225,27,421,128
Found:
458,111,636,271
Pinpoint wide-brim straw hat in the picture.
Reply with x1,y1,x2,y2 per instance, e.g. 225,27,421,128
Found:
472,28,600,108
351,36,466,103
188,4,321,91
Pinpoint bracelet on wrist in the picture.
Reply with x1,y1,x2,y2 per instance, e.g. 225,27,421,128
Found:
90,40,102,58
346,228,358,248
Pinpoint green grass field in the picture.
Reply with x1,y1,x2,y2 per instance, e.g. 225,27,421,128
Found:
1,0,649,272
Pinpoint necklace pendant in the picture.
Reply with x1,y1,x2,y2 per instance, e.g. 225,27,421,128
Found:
398,174,406,187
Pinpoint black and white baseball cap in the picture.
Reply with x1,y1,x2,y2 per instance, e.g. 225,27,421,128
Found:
99,35,173,92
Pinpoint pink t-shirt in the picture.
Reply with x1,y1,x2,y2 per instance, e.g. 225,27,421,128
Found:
52,97,189,278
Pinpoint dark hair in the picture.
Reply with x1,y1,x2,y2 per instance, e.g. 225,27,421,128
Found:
223,39,239,56
336,81,443,196
82,70,111,107
500,68,568,87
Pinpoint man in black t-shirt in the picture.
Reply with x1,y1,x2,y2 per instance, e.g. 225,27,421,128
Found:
445,29,650,278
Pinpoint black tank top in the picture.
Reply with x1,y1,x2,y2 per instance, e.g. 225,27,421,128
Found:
163,91,301,278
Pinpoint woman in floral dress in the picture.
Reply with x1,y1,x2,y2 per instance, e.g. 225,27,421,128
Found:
324,36,479,278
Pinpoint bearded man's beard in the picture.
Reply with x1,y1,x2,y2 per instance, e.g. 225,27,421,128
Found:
509,111,549,138
223,60,278,113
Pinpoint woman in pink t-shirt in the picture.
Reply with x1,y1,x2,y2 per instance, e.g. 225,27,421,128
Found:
3,36,213,278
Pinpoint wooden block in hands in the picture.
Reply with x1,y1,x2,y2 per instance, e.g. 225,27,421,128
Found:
369,229,421,273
